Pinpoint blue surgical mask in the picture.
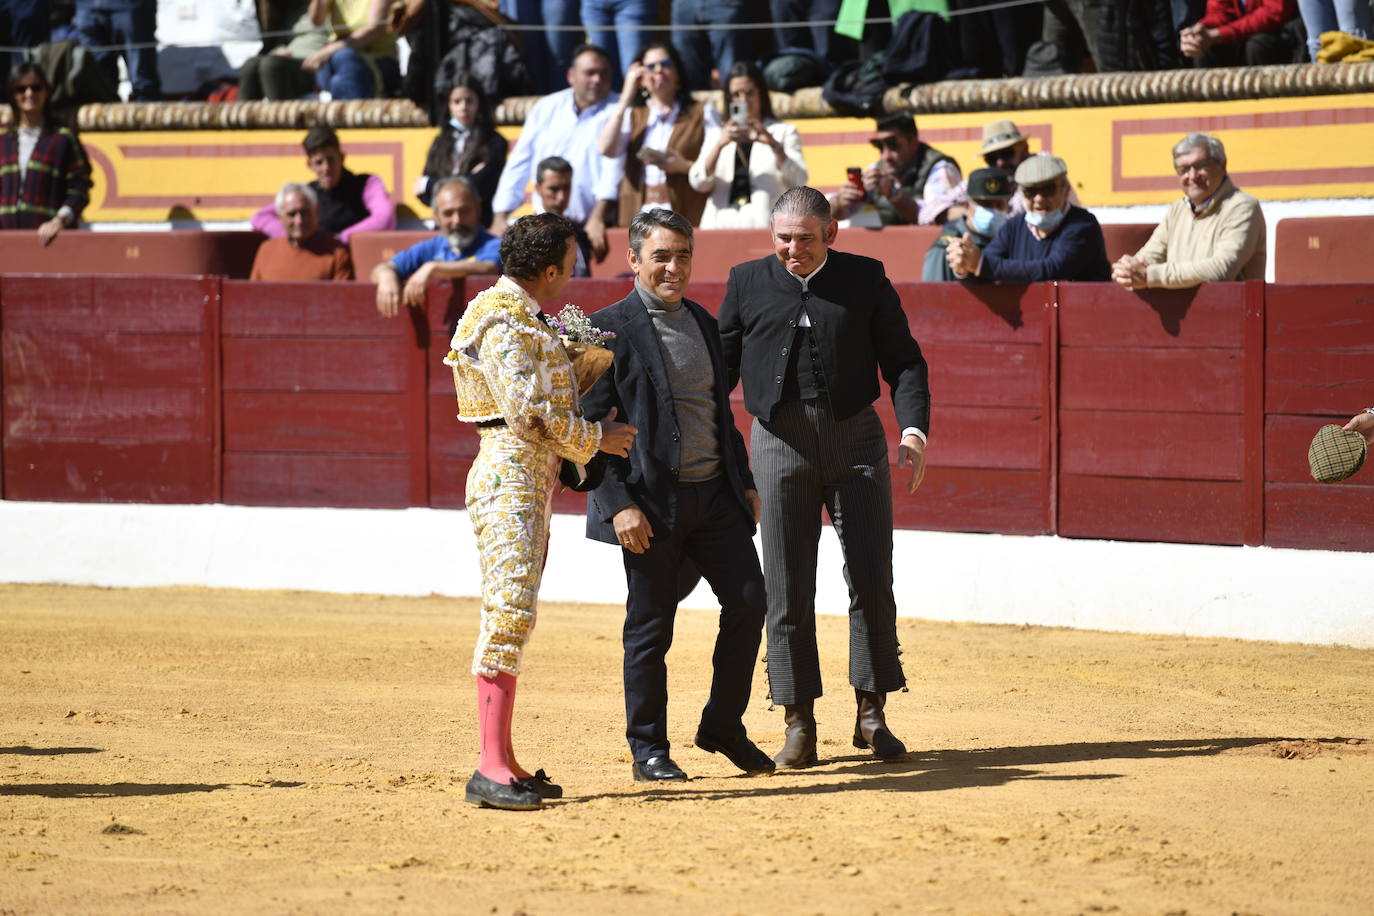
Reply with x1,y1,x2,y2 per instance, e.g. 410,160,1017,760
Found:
449,118,469,132
970,204,1006,238
1025,207,1066,234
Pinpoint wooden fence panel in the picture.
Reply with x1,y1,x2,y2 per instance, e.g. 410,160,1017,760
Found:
1264,283,1374,551
1,274,217,502
220,280,425,508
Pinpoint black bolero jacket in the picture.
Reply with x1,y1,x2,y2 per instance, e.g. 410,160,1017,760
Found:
717,250,931,435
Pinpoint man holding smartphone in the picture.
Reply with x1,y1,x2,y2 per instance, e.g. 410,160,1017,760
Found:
829,112,962,227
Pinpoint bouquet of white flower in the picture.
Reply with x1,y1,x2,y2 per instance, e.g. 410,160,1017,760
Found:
545,304,615,397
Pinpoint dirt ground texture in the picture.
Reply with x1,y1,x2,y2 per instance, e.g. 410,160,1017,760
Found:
2,582,1372,915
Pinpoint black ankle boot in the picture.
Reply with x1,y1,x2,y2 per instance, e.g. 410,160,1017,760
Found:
852,689,907,759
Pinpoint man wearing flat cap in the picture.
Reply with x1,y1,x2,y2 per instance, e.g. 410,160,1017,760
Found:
947,153,1109,283
922,168,1014,281
1112,132,1265,291
830,112,962,227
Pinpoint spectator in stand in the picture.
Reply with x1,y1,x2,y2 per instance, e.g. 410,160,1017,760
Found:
1,0,50,76
922,167,1013,281
250,182,354,281
599,41,716,227
946,119,1080,222
372,176,501,317
1112,133,1264,290
689,60,808,230
0,62,92,245
533,156,592,276
498,0,579,94
1180,0,1305,65
252,127,395,244
238,1,328,101
946,154,1110,282
671,0,748,91
582,0,655,79
73,0,160,101
303,0,400,99
830,112,962,227
491,44,621,263
415,76,507,226
1298,0,1371,61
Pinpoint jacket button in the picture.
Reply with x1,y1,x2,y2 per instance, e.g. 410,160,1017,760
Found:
801,292,810,301
672,432,679,441
774,375,782,383
671,467,679,476
789,320,796,327
781,347,788,355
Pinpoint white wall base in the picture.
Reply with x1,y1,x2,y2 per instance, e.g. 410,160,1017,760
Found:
3,501,1371,648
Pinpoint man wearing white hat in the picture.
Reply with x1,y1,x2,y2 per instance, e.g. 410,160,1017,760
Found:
946,153,1109,283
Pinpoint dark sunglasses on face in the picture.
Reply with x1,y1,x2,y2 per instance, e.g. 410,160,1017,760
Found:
13,83,45,95
1021,181,1062,199
643,60,674,71
870,137,903,153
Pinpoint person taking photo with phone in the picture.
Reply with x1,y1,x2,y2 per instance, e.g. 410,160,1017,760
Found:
689,61,808,229
598,41,718,226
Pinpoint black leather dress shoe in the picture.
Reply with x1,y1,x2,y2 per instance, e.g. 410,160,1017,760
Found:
694,730,776,775
517,768,563,799
632,755,688,782
464,770,542,810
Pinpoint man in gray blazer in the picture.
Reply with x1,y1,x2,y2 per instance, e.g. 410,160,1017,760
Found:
719,186,932,767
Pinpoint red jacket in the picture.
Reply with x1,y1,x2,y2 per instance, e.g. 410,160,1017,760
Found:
1202,0,1298,44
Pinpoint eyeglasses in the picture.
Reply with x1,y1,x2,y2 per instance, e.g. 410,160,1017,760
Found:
643,60,674,71
1021,181,1063,199
13,83,45,96
1174,158,1217,177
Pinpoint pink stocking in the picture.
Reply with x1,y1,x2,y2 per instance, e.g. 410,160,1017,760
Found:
476,672,521,784
501,675,531,779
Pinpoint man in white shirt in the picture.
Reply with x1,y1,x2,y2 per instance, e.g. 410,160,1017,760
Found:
490,44,623,263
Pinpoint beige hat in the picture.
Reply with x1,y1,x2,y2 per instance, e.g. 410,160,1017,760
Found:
981,119,1026,155
1014,153,1068,186
1309,424,1367,483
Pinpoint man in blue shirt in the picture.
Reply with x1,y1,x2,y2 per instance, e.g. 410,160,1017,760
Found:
945,154,1110,283
372,177,503,318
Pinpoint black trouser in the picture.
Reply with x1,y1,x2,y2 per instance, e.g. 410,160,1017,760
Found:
622,476,766,763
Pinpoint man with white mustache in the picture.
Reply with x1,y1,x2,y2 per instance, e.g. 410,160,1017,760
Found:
372,176,502,318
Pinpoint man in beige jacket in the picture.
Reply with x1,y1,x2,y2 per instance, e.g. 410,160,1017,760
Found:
1112,133,1265,290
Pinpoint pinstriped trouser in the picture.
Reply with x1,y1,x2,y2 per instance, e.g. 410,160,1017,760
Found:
752,399,906,705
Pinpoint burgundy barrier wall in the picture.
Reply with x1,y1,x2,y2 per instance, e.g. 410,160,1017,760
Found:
1273,216,1374,284
3,275,1372,551
0,231,262,279
0,274,220,502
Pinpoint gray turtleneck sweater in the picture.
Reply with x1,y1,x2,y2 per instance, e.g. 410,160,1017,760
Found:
636,279,721,483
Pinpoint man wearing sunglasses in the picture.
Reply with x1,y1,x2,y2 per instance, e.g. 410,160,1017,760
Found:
946,153,1109,282
1111,132,1264,291
830,112,961,227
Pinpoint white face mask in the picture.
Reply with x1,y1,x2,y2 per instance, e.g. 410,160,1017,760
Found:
1025,207,1065,234
970,204,1007,238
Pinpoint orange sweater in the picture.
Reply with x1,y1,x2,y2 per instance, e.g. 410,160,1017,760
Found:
249,234,354,281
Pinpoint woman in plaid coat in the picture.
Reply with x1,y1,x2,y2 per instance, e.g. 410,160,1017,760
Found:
2,62,93,245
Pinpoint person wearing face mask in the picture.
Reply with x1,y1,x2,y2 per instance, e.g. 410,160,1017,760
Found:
415,77,507,227
1112,133,1264,291
371,176,502,317
946,153,1109,283
688,61,808,230
922,168,1013,281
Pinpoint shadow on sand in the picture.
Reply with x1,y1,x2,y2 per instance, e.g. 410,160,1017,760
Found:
567,736,1288,804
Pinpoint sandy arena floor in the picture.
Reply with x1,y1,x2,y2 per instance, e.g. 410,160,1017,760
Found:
2,582,1372,915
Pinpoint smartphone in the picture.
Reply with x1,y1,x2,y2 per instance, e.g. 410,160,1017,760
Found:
636,146,666,165
846,166,864,193
729,100,748,125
